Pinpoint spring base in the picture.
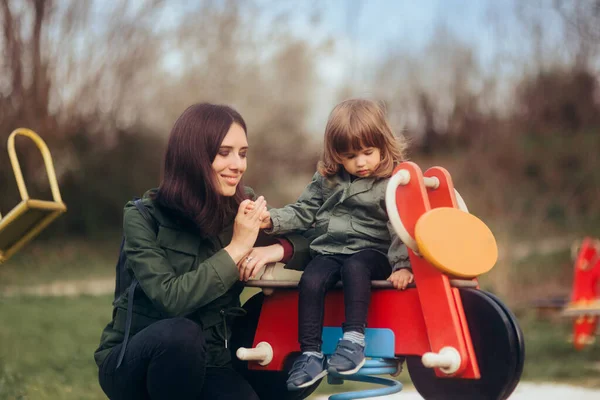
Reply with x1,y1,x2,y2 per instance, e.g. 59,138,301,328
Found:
327,359,403,400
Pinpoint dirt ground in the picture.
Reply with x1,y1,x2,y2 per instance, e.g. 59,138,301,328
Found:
314,382,600,399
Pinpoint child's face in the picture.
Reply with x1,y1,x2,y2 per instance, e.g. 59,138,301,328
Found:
340,147,381,178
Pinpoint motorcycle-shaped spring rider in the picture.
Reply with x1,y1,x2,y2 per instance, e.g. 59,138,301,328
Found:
231,162,525,400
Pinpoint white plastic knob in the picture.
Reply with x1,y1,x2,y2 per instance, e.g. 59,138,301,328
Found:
421,346,461,374
423,176,440,189
236,341,273,366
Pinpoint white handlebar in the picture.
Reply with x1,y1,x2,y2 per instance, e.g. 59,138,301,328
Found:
454,189,468,212
386,170,418,252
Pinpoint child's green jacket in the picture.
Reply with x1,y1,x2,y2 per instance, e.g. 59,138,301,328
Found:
268,171,411,271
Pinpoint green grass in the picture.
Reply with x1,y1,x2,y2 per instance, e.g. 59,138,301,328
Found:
517,312,600,385
0,239,117,288
1,241,599,398
477,246,576,307
510,248,573,288
0,295,113,400
1,292,599,399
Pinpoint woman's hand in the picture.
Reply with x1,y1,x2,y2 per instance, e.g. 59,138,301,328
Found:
237,244,285,281
387,268,414,290
225,196,267,263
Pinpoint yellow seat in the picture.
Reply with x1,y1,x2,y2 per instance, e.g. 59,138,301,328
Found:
0,128,66,264
415,207,498,278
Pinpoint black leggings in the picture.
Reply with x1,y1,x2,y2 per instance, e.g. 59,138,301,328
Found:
98,318,259,400
298,250,391,352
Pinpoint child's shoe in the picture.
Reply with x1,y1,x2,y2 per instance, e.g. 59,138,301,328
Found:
327,340,366,375
286,353,327,390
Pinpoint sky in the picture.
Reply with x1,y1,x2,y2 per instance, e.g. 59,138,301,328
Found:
160,0,565,84
156,0,565,131
160,0,525,80
286,0,514,80
275,0,568,131
269,0,523,130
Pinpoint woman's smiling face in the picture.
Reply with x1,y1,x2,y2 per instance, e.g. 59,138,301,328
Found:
211,123,248,196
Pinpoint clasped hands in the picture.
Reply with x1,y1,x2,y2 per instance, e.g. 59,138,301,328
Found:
236,197,415,290
234,197,278,281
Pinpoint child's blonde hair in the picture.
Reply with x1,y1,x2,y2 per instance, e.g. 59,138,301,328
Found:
317,98,407,178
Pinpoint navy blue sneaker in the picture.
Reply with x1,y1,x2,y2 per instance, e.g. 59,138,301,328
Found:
286,353,327,390
327,340,366,375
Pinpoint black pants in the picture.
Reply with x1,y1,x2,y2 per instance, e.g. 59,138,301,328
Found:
98,318,259,400
298,250,391,352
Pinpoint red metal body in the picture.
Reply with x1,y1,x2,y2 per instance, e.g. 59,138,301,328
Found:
248,162,481,379
250,289,429,371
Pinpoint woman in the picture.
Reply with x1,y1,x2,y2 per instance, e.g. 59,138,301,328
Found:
94,103,311,399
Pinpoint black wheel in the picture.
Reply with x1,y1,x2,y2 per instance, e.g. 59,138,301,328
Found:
407,289,520,400
484,291,525,399
230,292,322,400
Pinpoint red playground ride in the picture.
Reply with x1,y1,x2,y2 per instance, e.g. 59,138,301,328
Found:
563,237,600,350
231,162,525,400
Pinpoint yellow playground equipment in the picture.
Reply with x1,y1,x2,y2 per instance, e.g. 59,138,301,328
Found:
0,128,67,263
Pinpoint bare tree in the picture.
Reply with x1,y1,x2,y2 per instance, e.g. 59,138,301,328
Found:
1,0,326,232
553,0,600,70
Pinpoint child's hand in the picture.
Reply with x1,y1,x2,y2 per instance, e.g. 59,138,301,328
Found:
244,200,272,229
388,268,414,290
260,213,273,230
243,200,258,214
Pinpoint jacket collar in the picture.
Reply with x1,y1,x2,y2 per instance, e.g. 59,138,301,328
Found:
339,170,376,200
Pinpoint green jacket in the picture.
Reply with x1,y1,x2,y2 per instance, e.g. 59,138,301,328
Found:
268,171,410,271
94,189,311,368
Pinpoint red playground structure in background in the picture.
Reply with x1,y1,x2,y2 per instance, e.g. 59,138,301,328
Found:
563,237,600,350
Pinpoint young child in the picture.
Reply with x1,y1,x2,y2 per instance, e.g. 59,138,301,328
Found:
261,98,414,390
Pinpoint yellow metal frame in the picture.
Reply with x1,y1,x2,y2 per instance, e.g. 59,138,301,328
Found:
0,128,67,263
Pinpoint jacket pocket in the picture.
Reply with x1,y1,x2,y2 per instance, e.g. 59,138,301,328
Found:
158,227,199,255
350,220,388,241
314,218,330,235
